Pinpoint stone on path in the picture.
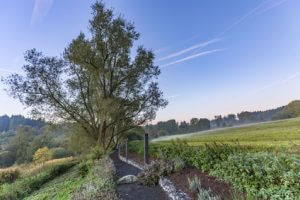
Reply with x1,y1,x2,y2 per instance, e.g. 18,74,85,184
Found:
117,175,138,184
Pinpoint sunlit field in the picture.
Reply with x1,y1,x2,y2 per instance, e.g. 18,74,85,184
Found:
153,118,300,152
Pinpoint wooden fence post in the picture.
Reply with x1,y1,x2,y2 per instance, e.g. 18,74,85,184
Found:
144,133,149,165
125,139,128,162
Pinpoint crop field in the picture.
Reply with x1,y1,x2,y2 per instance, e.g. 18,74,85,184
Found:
124,118,300,199
153,118,300,152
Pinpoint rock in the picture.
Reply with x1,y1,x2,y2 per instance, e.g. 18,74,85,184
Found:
117,175,138,184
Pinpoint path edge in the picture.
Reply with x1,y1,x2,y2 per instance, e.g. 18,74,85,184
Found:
118,155,191,200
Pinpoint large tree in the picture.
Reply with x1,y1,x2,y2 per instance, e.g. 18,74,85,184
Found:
3,1,167,152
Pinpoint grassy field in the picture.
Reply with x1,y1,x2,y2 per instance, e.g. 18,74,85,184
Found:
0,156,117,200
25,165,85,200
153,118,300,152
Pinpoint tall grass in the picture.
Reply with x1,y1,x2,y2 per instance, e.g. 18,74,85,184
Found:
0,157,77,200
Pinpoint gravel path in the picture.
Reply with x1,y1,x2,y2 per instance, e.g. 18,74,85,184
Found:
111,152,168,200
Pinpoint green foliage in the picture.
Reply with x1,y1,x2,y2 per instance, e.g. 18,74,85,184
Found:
137,158,184,186
7,126,35,164
188,176,220,200
137,161,165,186
77,160,93,177
0,168,20,184
188,176,201,193
0,115,45,133
0,160,76,200
129,140,300,199
25,157,117,200
210,153,300,199
87,147,104,160
72,157,118,200
273,100,300,120
33,147,52,164
173,157,185,173
3,0,167,153
154,117,300,154
51,147,73,159
126,126,145,141
0,151,15,168
25,166,85,200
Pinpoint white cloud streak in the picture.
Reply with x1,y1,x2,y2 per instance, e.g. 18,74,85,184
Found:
255,0,290,16
218,0,270,36
31,0,54,27
168,94,181,99
219,0,291,36
253,71,300,94
157,38,222,62
161,49,225,68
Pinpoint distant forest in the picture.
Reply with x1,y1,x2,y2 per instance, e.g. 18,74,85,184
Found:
146,106,284,138
0,115,45,133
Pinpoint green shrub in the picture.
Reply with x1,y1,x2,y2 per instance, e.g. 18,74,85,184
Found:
0,151,15,168
0,168,20,184
150,140,300,199
137,159,177,186
137,161,162,186
33,147,52,164
77,160,93,177
210,152,300,199
87,147,104,160
51,147,73,159
173,157,185,172
188,176,201,193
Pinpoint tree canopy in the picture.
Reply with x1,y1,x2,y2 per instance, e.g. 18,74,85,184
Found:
3,1,167,152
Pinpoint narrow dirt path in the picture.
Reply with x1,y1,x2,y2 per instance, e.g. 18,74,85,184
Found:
111,152,168,200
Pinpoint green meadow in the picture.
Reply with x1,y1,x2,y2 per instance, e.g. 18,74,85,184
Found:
154,118,300,152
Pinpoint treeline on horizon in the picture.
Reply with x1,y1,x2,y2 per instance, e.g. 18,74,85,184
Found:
146,106,285,138
0,115,45,133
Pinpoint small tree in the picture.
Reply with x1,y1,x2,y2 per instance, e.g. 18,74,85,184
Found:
33,147,52,164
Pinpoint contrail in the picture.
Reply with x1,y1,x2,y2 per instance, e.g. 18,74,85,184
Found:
157,38,222,62
252,71,300,94
254,0,290,16
161,49,224,68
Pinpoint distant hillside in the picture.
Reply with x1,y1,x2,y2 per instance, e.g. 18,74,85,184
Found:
273,100,300,120
0,115,45,133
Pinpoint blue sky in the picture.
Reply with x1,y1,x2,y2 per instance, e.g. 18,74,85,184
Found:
0,0,300,122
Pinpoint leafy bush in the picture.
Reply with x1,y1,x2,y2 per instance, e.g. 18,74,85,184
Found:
173,157,185,172
87,147,104,160
130,140,300,199
210,152,300,199
0,168,20,184
77,160,93,177
51,147,73,159
0,151,15,168
188,176,201,193
33,147,52,164
137,159,180,186
188,176,220,200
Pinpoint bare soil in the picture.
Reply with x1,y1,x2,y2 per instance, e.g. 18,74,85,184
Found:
168,168,240,200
